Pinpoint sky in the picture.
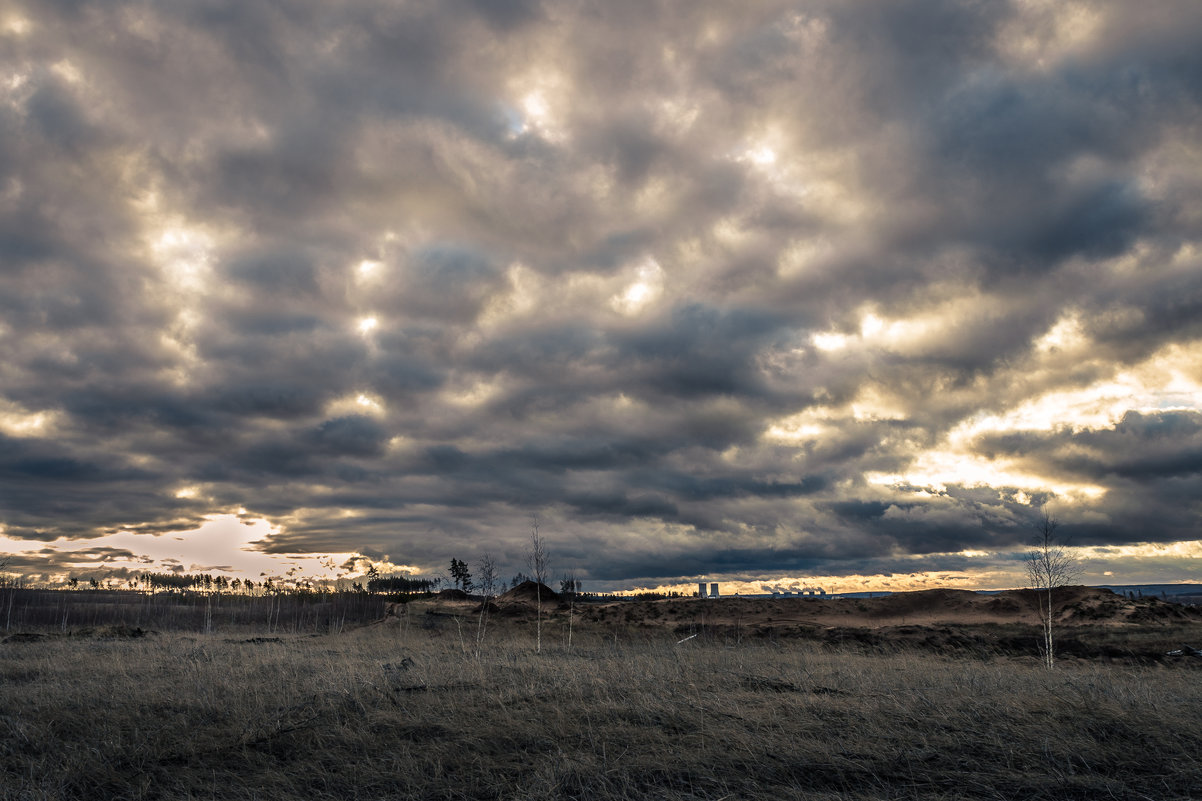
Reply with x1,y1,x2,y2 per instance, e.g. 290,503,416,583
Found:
1,0,1202,594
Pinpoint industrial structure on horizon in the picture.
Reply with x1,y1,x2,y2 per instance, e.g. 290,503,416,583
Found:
696,583,830,598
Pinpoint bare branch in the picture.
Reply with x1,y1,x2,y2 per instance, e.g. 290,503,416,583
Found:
1024,505,1081,669
526,514,549,586
526,514,550,654
475,553,498,601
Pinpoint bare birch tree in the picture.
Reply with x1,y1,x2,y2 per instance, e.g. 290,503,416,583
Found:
1,559,13,632
475,552,498,651
527,515,549,654
1025,507,1080,669
561,570,580,652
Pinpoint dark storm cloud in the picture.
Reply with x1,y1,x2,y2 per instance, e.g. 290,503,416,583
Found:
382,244,507,323
965,412,1202,547
611,304,788,400
224,248,322,298
977,411,1202,482
0,432,209,541
3,0,1202,585
0,546,144,580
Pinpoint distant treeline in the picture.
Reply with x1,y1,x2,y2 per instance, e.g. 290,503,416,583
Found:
367,576,435,593
0,573,443,634
30,571,439,596
0,586,433,634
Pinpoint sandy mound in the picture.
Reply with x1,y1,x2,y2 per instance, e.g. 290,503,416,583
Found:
862,589,982,619
848,586,1189,627
581,586,1201,632
863,586,1202,627
497,581,560,605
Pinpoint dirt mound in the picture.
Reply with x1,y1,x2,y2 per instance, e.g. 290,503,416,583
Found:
614,586,1175,632
983,595,1026,615
96,625,152,639
1127,598,1202,624
498,581,559,604
1055,585,1114,604
3,625,156,644
997,586,1196,625
865,586,1190,627
1,632,49,644
435,588,470,601
866,589,981,618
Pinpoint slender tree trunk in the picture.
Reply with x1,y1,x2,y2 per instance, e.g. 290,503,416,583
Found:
567,594,574,652
1044,586,1054,670
527,517,549,655
475,605,487,657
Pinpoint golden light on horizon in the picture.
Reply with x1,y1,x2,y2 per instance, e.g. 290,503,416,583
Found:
629,566,1024,598
0,516,384,585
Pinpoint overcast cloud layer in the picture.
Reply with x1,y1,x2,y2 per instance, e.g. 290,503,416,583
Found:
2,0,1202,589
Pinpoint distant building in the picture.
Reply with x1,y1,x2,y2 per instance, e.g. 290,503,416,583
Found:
710,582,720,597
697,582,707,598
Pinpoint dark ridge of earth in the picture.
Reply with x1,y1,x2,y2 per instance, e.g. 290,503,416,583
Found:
408,585,1202,664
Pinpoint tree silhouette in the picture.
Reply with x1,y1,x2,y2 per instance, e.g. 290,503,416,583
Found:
1025,507,1081,669
527,515,550,654
449,558,473,593
475,553,498,649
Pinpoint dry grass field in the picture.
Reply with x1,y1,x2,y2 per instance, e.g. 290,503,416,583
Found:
3,591,1202,801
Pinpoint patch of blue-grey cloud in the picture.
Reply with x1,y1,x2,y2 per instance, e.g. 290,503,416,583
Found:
2,0,1201,586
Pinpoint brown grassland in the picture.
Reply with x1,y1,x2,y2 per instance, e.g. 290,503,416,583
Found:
2,586,1201,800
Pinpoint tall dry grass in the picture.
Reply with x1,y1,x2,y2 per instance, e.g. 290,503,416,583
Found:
1,623,1199,800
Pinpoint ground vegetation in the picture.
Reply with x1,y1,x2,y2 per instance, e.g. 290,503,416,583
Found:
2,616,1201,801
2,586,1202,799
